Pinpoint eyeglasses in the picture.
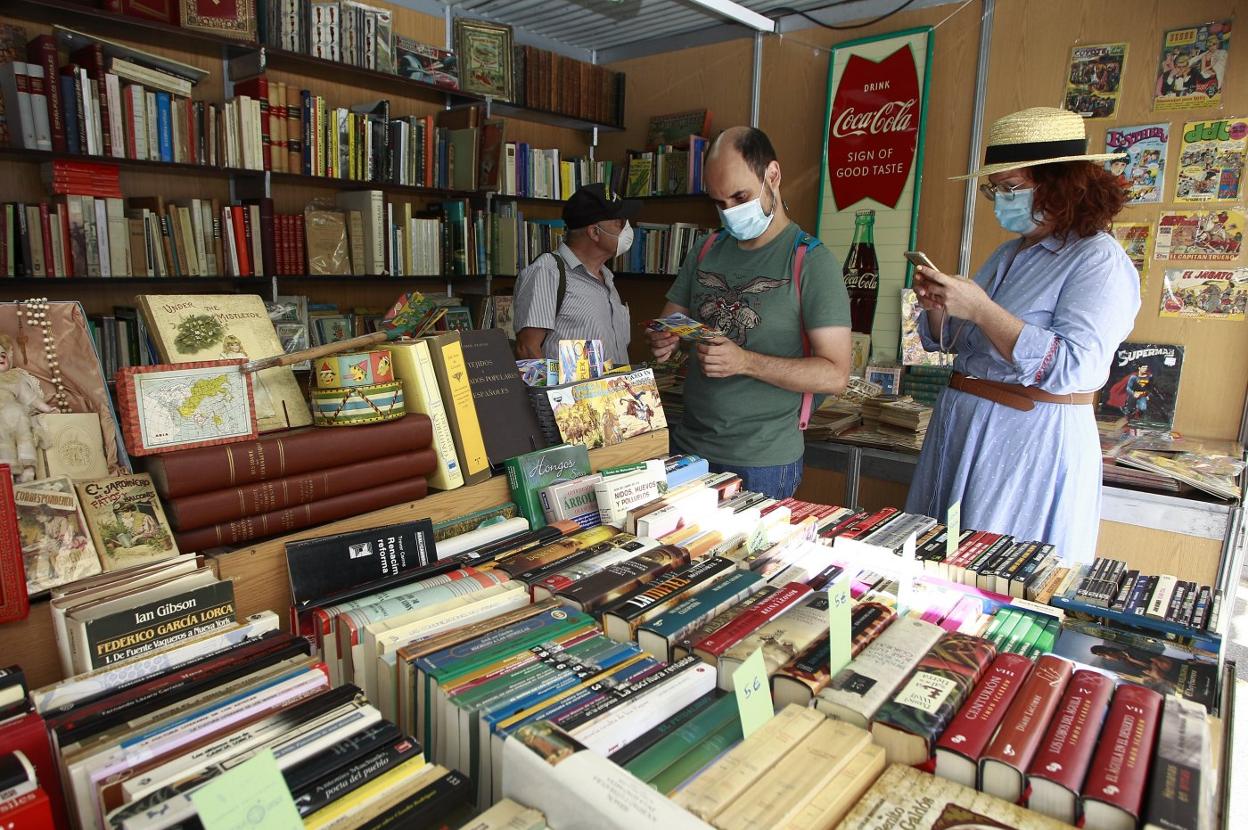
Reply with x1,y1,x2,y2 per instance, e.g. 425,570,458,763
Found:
978,182,1029,202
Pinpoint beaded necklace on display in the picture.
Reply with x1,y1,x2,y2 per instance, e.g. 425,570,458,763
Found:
19,297,68,413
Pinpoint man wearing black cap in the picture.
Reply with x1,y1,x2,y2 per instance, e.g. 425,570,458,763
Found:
513,183,639,364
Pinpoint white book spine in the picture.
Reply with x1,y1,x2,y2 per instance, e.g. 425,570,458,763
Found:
25,63,52,151
572,660,716,756
104,73,124,158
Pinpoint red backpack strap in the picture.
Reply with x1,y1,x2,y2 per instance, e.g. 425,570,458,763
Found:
793,239,814,430
696,230,725,264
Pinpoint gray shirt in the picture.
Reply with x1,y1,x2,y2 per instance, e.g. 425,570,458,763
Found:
512,243,632,364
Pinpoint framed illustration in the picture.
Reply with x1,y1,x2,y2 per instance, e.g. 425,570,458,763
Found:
179,0,257,41
114,360,258,456
396,36,459,89
314,315,355,345
454,17,513,101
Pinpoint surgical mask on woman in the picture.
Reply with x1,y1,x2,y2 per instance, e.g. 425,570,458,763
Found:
718,181,778,240
595,222,634,256
994,188,1040,235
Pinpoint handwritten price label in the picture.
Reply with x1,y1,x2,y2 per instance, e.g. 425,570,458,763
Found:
946,501,962,563
191,750,301,830
828,576,853,676
732,647,774,739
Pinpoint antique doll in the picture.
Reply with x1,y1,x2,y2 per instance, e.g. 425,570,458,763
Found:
0,333,57,482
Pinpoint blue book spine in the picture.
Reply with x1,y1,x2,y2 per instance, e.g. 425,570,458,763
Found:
60,75,80,155
666,457,710,489
154,92,173,162
502,659,655,737
415,609,591,677
1124,574,1151,615
639,570,763,640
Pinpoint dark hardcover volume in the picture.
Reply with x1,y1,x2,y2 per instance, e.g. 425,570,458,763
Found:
285,518,437,607
82,580,238,670
1099,342,1184,430
1143,696,1209,830
459,329,546,467
292,733,424,816
357,769,472,830
872,634,997,756
607,691,723,766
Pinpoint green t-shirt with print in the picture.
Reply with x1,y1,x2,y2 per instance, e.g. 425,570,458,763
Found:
666,222,851,467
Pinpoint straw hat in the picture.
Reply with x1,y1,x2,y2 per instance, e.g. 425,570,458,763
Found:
954,106,1127,180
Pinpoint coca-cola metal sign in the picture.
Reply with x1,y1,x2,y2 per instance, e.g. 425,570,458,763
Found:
827,47,921,210
817,27,932,362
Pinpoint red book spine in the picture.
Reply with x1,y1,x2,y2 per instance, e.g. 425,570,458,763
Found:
166,449,438,531
122,87,138,160
695,582,812,656
0,466,30,623
0,711,66,828
26,35,65,153
295,213,306,274
174,477,430,552
0,788,54,829
230,205,250,276
241,203,255,274
1081,683,1163,821
837,507,900,540
1026,669,1115,793
37,203,54,277
70,44,112,158
981,655,1074,773
936,652,1032,762
147,415,434,499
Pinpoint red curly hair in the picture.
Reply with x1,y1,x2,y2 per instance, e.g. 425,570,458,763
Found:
1028,160,1128,239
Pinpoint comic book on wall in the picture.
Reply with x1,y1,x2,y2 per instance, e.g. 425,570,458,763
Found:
546,368,667,450
1175,117,1246,202
1154,20,1231,111
1110,223,1152,287
1098,342,1183,430
1105,124,1168,204
1153,208,1245,262
1062,42,1127,118
1160,268,1247,321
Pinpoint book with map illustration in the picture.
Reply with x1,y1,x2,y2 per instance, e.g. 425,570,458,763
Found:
115,360,258,456
74,472,179,570
135,294,312,432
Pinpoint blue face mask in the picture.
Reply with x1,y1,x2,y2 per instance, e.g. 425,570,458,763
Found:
718,183,776,240
994,188,1040,235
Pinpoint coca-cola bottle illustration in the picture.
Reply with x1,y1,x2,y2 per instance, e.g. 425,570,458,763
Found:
843,209,879,334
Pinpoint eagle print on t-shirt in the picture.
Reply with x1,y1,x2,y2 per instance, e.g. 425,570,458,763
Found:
696,270,790,345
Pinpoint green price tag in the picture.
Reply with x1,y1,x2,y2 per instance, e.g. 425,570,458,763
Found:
946,501,962,562
732,647,774,739
827,576,853,677
191,750,302,830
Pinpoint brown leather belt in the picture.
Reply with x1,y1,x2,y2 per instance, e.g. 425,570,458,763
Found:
949,372,1095,412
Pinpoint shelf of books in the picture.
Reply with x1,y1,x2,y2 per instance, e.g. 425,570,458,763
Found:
1,437,1236,830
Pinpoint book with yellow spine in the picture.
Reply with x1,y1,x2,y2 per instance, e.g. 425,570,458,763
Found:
780,742,885,830
423,331,490,485
303,758,439,830
385,339,465,490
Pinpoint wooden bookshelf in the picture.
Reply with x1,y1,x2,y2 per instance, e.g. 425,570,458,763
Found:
0,429,669,689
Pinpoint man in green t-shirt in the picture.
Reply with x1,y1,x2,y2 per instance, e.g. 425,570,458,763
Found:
649,126,852,499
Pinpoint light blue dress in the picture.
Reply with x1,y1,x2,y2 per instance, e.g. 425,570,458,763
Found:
905,231,1141,563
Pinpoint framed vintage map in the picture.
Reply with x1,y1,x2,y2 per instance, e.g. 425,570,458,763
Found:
114,360,258,456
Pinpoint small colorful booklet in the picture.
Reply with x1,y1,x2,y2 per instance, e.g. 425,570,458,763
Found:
557,340,605,385
646,313,723,342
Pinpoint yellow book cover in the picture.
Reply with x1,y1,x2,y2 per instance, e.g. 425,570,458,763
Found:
384,340,464,491
135,294,312,432
75,472,179,571
304,758,437,830
422,332,490,484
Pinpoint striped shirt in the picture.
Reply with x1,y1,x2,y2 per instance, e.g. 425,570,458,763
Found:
512,243,631,364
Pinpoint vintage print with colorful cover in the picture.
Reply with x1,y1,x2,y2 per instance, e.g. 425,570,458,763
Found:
1160,268,1247,321
15,475,99,595
1105,124,1168,204
1062,42,1127,119
1176,117,1246,202
1098,342,1184,430
557,340,605,385
1110,223,1152,288
75,472,179,570
115,360,258,457
1154,20,1231,111
547,368,666,450
1154,207,1245,261
454,18,513,101
395,36,459,89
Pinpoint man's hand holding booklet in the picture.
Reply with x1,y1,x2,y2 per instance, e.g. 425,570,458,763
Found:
646,312,724,343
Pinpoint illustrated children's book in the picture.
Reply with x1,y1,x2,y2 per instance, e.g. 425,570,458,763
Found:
547,368,667,450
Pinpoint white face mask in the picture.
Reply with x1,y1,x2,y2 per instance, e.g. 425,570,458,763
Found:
595,221,633,256
718,181,777,241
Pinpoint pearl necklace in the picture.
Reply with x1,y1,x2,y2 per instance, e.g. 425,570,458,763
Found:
19,297,68,413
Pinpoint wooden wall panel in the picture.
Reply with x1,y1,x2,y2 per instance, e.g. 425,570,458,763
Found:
976,0,1247,440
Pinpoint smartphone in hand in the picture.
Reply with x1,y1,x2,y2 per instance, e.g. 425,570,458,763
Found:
904,250,938,271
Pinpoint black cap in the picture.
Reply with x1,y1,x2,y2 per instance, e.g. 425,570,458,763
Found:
561,183,641,230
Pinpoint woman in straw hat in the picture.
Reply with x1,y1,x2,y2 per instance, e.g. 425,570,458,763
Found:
905,107,1140,563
